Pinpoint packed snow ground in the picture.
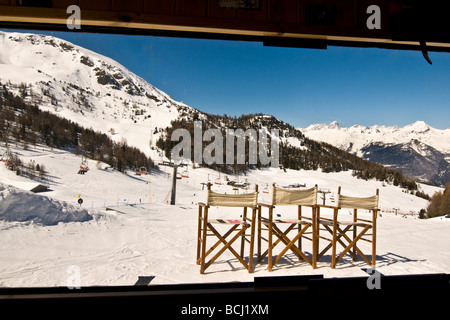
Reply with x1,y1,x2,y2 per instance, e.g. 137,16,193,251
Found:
0,143,448,287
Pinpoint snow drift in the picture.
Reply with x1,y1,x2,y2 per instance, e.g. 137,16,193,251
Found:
0,183,92,225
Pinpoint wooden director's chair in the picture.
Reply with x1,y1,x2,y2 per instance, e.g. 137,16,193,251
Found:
316,187,379,268
197,183,258,274
257,184,318,271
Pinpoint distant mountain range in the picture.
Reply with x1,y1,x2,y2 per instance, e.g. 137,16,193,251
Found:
301,121,450,186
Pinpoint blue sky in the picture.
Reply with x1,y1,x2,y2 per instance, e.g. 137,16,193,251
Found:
5,29,450,129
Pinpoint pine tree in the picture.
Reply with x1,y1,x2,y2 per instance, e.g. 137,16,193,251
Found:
426,183,450,218
419,209,426,219
438,183,450,216
427,191,443,218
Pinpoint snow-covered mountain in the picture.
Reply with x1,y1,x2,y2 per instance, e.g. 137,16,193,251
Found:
301,121,450,186
0,30,191,160
0,30,428,190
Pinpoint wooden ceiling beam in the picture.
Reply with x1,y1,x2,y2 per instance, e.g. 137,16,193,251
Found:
1,1,449,52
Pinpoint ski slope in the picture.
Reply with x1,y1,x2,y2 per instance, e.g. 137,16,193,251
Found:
0,142,448,287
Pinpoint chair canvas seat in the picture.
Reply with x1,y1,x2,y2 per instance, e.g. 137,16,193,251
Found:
319,219,370,227
260,217,310,225
274,219,311,224
209,219,248,225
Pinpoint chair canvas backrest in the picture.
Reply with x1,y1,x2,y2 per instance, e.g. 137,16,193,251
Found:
207,190,258,207
272,185,317,206
338,194,379,210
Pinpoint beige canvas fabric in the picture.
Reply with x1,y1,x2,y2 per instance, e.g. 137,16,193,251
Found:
338,194,379,210
207,190,258,207
272,186,317,206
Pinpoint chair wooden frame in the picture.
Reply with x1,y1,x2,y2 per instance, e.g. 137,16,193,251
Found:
257,184,318,271
197,183,258,274
316,187,379,268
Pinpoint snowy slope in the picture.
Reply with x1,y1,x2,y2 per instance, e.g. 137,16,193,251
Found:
0,142,153,219
0,139,447,287
0,31,190,159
